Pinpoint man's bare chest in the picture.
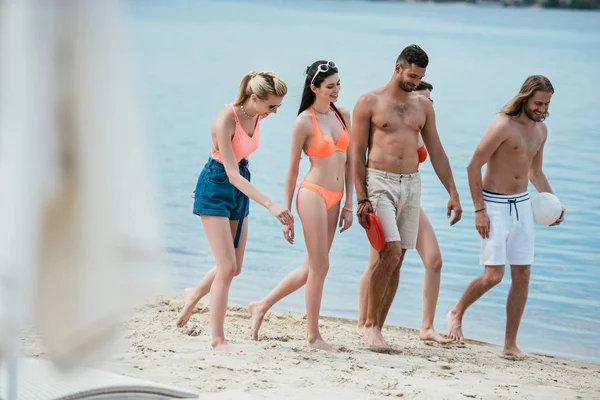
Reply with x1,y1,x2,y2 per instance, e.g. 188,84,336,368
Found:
371,101,425,134
500,131,543,160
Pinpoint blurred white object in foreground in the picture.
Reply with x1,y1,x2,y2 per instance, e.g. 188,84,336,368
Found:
0,0,164,382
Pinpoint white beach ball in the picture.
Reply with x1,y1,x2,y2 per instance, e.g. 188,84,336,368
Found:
531,192,563,226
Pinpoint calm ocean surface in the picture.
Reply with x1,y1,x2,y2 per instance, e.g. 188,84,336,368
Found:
122,0,600,362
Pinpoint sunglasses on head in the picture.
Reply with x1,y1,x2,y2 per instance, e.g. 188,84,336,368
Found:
311,60,336,85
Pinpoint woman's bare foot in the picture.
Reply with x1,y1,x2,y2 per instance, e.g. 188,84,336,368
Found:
211,338,233,353
306,336,339,353
502,345,526,360
248,301,267,340
446,309,465,344
419,327,452,344
176,288,200,328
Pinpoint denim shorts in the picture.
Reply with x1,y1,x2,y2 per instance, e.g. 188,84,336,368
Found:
193,157,250,247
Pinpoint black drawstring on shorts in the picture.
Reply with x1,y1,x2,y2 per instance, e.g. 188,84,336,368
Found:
508,198,519,221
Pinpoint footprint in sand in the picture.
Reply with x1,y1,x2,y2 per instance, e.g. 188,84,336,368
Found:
334,376,352,384
368,347,402,355
337,346,353,354
262,335,293,342
297,377,315,387
229,312,250,320
501,354,527,362
379,380,399,391
291,346,312,353
276,312,296,320
249,380,275,390
349,364,368,371
402,366,419,376
533,353,555,359
183,323,202,337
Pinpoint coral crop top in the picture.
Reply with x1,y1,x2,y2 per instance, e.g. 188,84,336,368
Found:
211,105,260,163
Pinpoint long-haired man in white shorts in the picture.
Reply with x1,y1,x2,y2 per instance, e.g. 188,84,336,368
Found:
446,75,565,359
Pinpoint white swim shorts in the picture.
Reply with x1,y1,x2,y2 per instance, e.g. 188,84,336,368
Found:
480,190,535,266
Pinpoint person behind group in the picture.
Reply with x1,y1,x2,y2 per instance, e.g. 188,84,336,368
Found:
177,71,294,352
446,75,565,359
248,60,353,352
356,80,453,344
352,45,462,347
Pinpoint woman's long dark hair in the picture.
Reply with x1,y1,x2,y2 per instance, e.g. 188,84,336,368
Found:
298,60,346,127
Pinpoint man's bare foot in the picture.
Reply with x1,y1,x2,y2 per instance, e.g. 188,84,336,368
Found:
378,329,390,346
176,288,199,328
306,337,339,353
502,345,526,360
419,327,452,344
363,326,387,347
248,301,267,341
356,324,365,338
446,309,465,344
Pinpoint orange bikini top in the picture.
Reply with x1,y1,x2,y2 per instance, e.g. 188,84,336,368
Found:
305,105,349,159
211,105,260,163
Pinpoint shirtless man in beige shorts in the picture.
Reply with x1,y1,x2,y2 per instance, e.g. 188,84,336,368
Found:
353,45,462,347
446,75,565,359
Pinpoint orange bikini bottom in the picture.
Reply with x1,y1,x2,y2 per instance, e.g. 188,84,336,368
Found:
299,180,344,210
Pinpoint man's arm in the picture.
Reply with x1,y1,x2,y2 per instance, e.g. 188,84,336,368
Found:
466,117,509,210
351,94,374,229
529,124,564,226
420,98,462,224
466,116,509,238
528,124,553,193
420,100,458,198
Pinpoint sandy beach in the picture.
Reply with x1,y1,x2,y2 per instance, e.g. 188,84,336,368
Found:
21,295,600,399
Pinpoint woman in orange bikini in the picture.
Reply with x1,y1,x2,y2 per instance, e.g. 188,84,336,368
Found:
176,71,294,352
412,81,452,344
248,60,353,352
356,80,451,344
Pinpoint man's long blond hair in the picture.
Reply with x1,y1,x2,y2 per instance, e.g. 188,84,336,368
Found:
500,75,554,121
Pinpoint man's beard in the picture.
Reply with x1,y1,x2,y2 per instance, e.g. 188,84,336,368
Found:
524,105,545,122
398,79,414,92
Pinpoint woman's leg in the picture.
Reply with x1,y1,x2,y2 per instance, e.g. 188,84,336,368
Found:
249,253,310,340
176,219,248,328
176,268,216,327
201,216,248,351
297,189,339,351
249,201,339,340
415,209,450,344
